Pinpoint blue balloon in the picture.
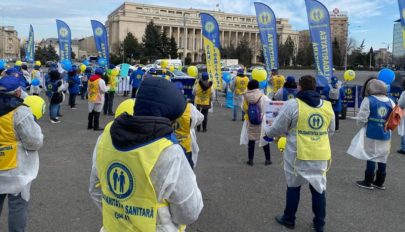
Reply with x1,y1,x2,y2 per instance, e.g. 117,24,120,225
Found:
0,60,5,70
26,58,34,63
259,80,267,89
222,72,232,83
98,58,107,67
387,84,391,93
31,78,40,86
378,68,395,85
83,60,90,66
61,59,72,71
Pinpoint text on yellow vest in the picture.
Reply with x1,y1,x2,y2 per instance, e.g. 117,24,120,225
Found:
0,109,18,171
96,122,175,232
234,76,249,95
296,99,333,161
195,84,211,106
88,79,100,102
174,103,192,153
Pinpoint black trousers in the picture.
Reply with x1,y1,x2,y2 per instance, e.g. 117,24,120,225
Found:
196,106,209,131
88,111,101,129
334,111,340,130
131,87,138,98
103,92,115,114
248,140,271,161
68,94,77,108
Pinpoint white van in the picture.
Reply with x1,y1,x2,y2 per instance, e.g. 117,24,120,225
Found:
154,59,182,68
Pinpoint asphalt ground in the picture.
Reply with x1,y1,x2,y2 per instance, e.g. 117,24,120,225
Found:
1,73,405,232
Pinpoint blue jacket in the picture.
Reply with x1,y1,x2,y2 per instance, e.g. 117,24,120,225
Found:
129,69,144,88
68,74,81,95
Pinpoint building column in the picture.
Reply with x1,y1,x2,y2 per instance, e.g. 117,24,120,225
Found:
177,27,180,49
235,31,239,46
221,30,225,48
192,28,196,62
169,26,172,39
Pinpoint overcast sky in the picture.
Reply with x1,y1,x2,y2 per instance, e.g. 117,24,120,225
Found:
0,0,398,50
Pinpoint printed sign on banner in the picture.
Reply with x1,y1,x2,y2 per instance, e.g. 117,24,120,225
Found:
343,85,357,108
265,101,285,125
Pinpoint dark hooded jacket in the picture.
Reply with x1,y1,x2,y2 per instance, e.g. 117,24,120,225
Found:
296,90,321,107
0,93,24,117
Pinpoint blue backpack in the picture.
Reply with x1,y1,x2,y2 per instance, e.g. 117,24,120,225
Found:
247,96,263,125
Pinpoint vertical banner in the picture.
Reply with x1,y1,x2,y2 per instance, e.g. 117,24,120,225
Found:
200,13,222,90
398,0,405,48
56,19,72,61
91,20,110,65
254,2,279,72
305,0,333,86
25,25,35,63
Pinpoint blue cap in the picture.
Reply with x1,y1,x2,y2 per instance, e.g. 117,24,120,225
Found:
201,72,209,81
0,76,20,92
95,67,104,75
286,76,295,83
150,68,156,73
237,68,244,75
5,68,18,75
108,64,116,70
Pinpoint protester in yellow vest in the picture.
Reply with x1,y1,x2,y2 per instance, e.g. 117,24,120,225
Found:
0,76,43,232
270,69,285,98
87,67,108,131
265,75,335,232
174,103,204,169
103,65,119,116
192,72,215,132
230,69,249,121
89,77,203,232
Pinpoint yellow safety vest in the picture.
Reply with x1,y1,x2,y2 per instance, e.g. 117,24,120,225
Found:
0,109,18,171
108,74,117,92
272,75,285,93
88,79,100,103
234,76,249,95
296,99,333,161
175,103,192,153
195,84,211,106
96,122,175,232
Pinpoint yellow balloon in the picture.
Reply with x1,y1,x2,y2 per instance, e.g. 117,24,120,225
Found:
115,99,136,118
23,96,46,120
15,60,22,66
178,65,183,71
79,64,86,72
161,60,169,68
111,68,119,76
169,66,175,72
277,137,287,153
252,68,267,82
35,61,42,66
187,66,198,78
344,70,356,81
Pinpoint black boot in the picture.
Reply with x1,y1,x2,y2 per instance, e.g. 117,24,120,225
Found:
87,111,94,130
372,171,386,190
356,172,375,190
93,112,103,131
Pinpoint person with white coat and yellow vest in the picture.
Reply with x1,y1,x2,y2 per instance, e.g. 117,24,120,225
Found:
174,102,204,169
87,67,108,131
192,72,215,132
265,75,335,232
230,69,249,121
0,76,43,232
89,77,203,232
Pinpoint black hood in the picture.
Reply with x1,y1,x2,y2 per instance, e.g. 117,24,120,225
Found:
296,90,321,107
198,80,213,91
0,93,23,117
110,113,174,150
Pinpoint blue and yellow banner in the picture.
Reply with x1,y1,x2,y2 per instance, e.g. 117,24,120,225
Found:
254,2,278,72
398,0,405,48
200,13,222,90
56,19,71,61
25,25,34,63
305,0,333,86
91,20,109,65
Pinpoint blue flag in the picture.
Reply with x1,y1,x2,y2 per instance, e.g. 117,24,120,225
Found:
91,20,109,65
56,19,72,61
25,25,35,63
305,0,333,86
398,0,405,48
200,13,222,90
254,2,279,72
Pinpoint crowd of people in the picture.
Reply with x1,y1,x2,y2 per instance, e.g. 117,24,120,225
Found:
0,61,404,232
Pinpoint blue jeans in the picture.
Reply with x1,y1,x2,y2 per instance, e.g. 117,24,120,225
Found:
0,193,29,232
282,185,326,230
233,106,244,120
49,103,60,120
401,136,405,151
365,160,386,176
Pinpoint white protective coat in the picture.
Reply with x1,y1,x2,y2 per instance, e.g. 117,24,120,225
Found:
189,104,204,166
0,106,43,201
397,91,405,136
265,99,335,193
348,96,395,163
87,78,108,112
89,137,203,232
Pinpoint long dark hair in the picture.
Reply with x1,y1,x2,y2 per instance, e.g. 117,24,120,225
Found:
362,76,376,98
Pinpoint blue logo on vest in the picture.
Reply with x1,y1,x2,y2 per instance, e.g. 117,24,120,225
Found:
308,114,324,130
107,162,134,199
